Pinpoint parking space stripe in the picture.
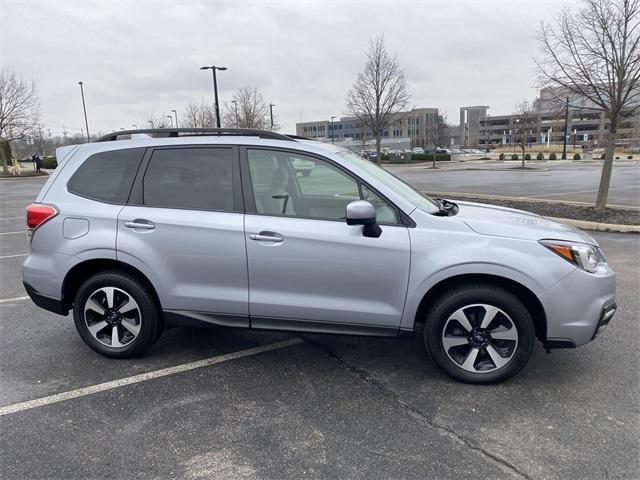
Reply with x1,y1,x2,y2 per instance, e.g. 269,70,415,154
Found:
0,338,304,416
0,254,27,259
0,296,29,304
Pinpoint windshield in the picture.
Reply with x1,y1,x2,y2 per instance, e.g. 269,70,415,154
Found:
336,150,439,214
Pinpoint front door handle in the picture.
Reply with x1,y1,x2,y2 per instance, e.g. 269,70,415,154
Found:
124,220,155,230
249,232,283,243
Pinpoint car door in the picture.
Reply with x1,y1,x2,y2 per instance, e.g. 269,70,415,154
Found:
117,145,249,326
242,147,411,333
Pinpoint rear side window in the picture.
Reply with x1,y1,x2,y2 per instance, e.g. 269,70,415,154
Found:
68,148,144,204
142,147,235,211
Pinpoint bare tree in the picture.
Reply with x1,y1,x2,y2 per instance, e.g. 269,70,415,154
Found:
512,100,538,168
0,67,40,174
535,0,640,209
144,110,171,129
222,87,273,130
182,103,214,128
345,35,411,164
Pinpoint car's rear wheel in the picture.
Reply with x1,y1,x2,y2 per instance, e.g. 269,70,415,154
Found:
73,271,162,358
423,285,534,384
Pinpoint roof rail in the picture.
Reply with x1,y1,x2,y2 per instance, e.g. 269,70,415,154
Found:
96,128,295,143
285,134,314,141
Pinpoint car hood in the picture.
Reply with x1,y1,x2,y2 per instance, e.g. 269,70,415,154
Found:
453,200,598,245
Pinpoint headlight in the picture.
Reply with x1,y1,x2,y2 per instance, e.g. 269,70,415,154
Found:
539,240,604,273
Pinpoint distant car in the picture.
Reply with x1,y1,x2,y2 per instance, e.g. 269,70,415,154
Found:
412,147,425,154
23,128,616,384
436,147,451,154
292,157,314,177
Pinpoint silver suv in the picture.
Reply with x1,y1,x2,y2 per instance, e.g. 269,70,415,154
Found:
22,129,616,384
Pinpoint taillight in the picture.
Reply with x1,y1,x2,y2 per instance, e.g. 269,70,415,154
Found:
26,204,58,241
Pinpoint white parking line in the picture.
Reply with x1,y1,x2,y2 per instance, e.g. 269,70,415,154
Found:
0,231,24,235
0,296,29,304
0,254,27,259
0,338,303,416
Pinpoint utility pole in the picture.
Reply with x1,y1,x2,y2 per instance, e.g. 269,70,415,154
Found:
269,103,275,129
562,96,569,159
78,81,90,143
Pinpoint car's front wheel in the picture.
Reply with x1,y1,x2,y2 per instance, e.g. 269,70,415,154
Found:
423,285,535,384
73,271,162,358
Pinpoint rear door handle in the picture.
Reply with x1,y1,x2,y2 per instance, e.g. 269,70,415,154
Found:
249,232,283,243
124,220,155,230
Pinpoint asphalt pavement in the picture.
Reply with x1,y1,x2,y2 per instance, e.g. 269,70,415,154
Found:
1,175,638,479
385,160,640,208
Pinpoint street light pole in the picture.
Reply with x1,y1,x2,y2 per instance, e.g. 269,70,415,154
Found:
269,103,275,129
562,96,569,159
172,109,178,128
232,100,238,127
331,116,336,143
78,81,90,143
167,115,174,128
200,65,227,128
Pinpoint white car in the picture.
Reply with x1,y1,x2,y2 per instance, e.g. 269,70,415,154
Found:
292,157,315,177
412,147,425,154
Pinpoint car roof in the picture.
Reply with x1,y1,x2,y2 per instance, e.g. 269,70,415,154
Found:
62,132,347,158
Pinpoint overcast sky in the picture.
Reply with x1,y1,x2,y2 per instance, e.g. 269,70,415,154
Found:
2,0,576,137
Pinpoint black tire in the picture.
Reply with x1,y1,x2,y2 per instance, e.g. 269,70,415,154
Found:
423,284,535,384
73,270,162,358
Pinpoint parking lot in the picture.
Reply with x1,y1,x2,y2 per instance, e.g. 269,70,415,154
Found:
1,176,639,479
386,159,640,208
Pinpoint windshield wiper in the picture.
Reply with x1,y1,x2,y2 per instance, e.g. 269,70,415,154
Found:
433,198,459,216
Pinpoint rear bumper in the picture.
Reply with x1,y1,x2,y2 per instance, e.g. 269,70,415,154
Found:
23,282,68,315
538,264,616,347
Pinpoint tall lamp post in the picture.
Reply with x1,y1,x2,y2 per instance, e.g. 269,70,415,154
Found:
78,81,90,143
171,109,178,128
167,115,174,128
200,65,227,128
331,116,336,143
562,96,569,159
269,103,276,129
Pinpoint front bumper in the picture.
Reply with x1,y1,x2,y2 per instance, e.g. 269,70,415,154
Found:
538,263,616,347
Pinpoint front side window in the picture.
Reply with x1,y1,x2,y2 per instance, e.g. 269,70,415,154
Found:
68,148,144,204
247,149,398,223
143,148,235,211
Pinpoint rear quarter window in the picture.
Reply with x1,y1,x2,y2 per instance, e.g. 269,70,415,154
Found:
67,148,144,203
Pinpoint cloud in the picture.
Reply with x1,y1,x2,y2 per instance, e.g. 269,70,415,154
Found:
2,0,572,135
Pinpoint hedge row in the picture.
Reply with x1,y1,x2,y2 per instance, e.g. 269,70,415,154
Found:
381,153,451,163
42,156,58,169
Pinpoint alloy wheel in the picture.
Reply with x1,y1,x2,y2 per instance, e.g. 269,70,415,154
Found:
83,286,142,348
441,303,519,373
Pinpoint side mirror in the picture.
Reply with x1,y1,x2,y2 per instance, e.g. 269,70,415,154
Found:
346,200,382,238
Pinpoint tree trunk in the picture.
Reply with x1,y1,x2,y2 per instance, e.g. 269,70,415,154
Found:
521,146,526,168
0,141,10,175
595,123,617,211
375,136,381,165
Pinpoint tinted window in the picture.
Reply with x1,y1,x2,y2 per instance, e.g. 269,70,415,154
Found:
68,148,144,203
143,148,235,211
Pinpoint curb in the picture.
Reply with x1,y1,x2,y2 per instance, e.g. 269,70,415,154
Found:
425,191,640,212
543,216,640,234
